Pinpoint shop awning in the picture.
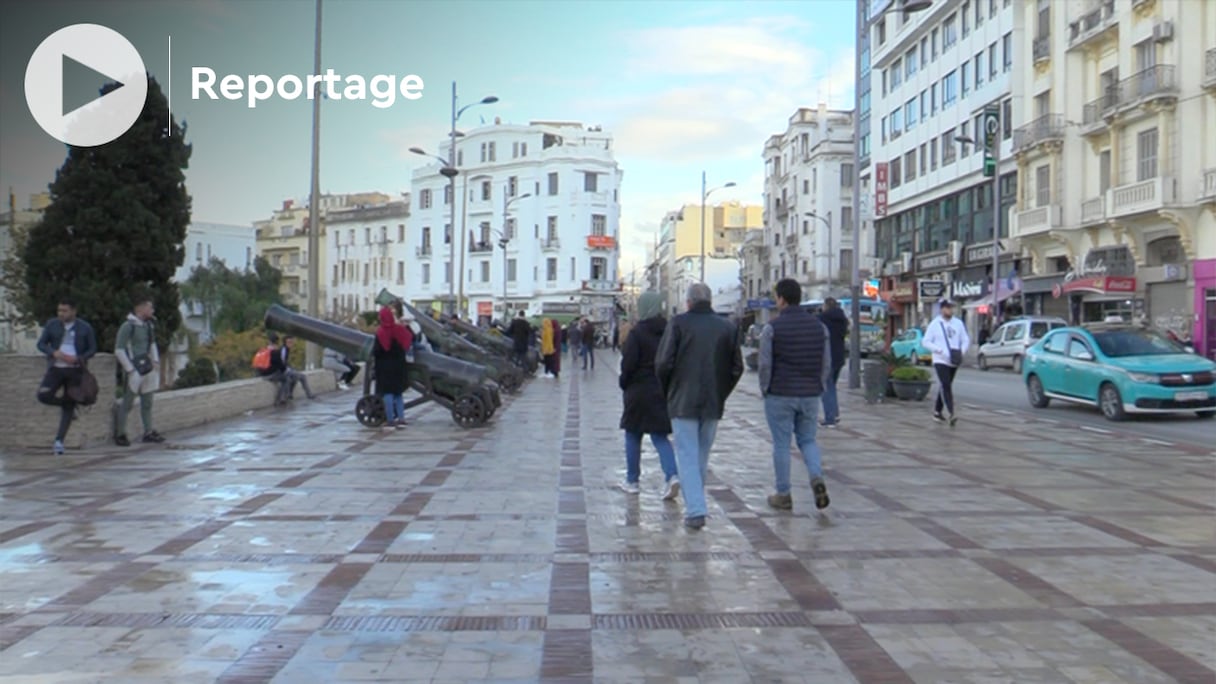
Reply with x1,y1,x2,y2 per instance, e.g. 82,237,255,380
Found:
1051,276,1137,298
962,280,1023,309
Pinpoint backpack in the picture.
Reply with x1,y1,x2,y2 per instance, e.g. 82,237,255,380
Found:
252,346,272,371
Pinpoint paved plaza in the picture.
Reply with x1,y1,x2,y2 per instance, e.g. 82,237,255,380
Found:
1,357,1214,683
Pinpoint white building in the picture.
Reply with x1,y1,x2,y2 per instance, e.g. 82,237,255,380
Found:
0,193,49,354
1010,0,1216,358
762,105,862,302
169,221,257,380
326,199,412,322
870,0,1018,338
408,120,623,323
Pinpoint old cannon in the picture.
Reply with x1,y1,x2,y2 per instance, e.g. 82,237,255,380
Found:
446,316,539,376
401,303,526,394
264,305,501,428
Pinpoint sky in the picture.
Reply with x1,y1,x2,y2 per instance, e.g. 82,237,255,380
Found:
0,0,859,278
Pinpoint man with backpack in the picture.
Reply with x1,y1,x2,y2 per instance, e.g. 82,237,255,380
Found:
35,297,98,454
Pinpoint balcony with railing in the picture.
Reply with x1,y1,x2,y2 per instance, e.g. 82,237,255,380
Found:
469,241,494,254
1080,197,1106,226
1108,177,1175,218
1013,114,1065,153
1200,169,1216,202
1067,0,1116,50
1082,66,1177,133
1011,205,1061,238
416,245,432,258
541,237,561,251
1082,89,1119,132
1033,35,1051,64
1205,48,1216,90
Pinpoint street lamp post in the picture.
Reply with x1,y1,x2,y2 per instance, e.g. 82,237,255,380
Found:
498,191,531,317
305,0,323,369
805,211,833,294
850,0,932,389
700,172,736,283
956,126,1002,326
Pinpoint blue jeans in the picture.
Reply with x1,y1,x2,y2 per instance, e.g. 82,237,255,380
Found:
383,393,404,423
671,417,719,518
624,431,678,484
581,344,594,368
763,395,824,495
822,365,843,425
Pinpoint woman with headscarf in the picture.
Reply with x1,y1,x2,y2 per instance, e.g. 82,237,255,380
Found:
549,319,562,379
617,292,678,498
375,305,413,428
540,317,557,378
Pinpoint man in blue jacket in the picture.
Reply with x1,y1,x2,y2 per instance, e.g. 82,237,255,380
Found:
35,298,98,454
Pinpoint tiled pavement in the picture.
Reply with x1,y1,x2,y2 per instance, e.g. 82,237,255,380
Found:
0,356,1214,684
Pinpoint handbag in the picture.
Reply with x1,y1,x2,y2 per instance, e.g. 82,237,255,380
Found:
127,319,155,375
940,320,963,366
67,366,99,405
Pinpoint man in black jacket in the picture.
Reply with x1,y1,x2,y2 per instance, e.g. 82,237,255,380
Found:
817,297,850,427
507,311,532,366
656,282,743,529
35,298,98,454
759,279,831,511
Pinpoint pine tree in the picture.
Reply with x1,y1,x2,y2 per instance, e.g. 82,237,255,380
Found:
21,74,192,353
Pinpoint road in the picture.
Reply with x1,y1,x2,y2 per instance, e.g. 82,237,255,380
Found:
941,364,1216,448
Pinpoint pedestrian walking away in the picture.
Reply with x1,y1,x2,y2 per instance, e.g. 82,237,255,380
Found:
817,297,849,428
507,311,532,369
656,282,743,529
580,317,596,369
113,298,164,446
922,298,971,426
540,317,560,379
759,279,831,512
35,297,98,454
617,291,679,499
374,305,413,428
567,320,582,362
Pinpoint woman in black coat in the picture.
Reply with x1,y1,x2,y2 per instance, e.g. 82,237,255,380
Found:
617,292,679,499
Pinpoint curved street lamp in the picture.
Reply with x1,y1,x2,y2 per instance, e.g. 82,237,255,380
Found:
700,174,737,282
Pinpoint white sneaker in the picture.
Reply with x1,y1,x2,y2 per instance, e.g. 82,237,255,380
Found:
661,477,681,501
52,440,64,455
617,480,640,494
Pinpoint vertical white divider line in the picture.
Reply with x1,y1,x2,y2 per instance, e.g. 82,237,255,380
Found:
167,35,171,135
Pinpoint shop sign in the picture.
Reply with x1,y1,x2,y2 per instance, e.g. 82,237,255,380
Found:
965,241,1011,265
587,235,616,249
542,302,581,314
1053,276,1138,298
582,279,619,292
892,286,913,299
874,163,889,218
952,281,984,299
916,250,954,272
477,301,493,316
918,280,945,299
1071,245,1135,279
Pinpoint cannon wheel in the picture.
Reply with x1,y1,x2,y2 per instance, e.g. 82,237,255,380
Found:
499,368,523,394
450,393,488,428
356,395,386,427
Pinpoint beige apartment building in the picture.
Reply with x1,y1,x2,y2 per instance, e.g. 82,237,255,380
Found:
253,192,392,310
1010,0,1216,358
653,200,762,313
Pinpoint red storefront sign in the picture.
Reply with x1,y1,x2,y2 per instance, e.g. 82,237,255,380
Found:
1052,276,1137,298
587,235,616,249
874,163,889,218
477,301,493,316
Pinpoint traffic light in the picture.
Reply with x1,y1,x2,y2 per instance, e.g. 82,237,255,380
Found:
982,105,999,178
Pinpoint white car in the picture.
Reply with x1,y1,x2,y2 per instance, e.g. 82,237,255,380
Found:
978,316,1068,373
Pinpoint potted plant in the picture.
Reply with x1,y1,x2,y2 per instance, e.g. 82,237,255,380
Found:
877,350,910,398
890,365,932,401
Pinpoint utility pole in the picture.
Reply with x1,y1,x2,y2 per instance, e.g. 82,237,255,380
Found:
304,0,323,369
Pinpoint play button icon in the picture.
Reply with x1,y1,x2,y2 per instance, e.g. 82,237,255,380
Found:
25,24,148,147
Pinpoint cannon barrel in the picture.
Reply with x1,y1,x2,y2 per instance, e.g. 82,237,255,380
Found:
403,304,483,356
448,318,513,354
264,304,375,362
411,348,490,387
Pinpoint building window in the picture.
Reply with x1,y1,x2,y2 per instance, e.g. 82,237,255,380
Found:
481,180,491,201
443,184,452,205
1135,39,1157,71
839,249,854,276
1003,33,1012,71
488,142,496,162
422,264,430,284
1137,128,1158,181
548,172,559,195
919,143,927,176
962,2,970,36
591,214,607,236
975,53,985,88
520,142,528,156
420,188,432,209
905,49,916,77
841,163,853,188
920,37,928,67
457,150,463,166
904,150,917,182
584,172,598,192
931,83,938,114
943,71,958,107
890,158,902,188
479,221,491,244
507,258,517,282
961,61,971,96
508,176,517,197
444,262,451,284
1003,99,1013,139
930,138,939,170
1035,165,1051,207
842,207,853,232
570,257,576,280
942,129,957,165
505,218,516,240
990,0,998,18
803,179,810,194
976,0,984,24
480,142,487,162
931,27,939,58
1099,150,1112,192
891,60,902,88
480,261,490,282
905,99,917,129
591,257,607,280
547,216,558,240
512,141,519,158
397,261,405,284
989,44,998,78
943,14,958,47
891,108,903,136
444,223,451,244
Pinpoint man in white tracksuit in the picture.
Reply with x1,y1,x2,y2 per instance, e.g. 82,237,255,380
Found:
921,298,971,425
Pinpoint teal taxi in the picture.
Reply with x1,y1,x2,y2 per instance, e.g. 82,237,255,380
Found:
1023,324,1216,421
890,327,931,365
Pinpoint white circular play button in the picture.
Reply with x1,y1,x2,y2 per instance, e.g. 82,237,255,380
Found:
24,23,148,148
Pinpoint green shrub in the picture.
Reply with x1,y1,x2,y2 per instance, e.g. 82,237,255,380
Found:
891,366,931,382
174,357,218,389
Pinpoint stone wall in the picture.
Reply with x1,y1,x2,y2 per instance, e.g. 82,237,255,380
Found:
1,353,337,452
